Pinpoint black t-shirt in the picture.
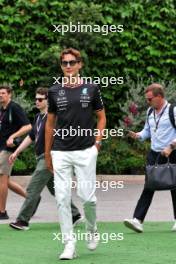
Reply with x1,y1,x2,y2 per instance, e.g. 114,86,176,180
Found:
0,101,30,152
48,83,104,151
29,113,47,156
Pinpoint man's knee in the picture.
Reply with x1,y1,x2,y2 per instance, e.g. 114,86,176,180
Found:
56,192,71,207
0,174,8,184
83,201,96,210
80,193,97,204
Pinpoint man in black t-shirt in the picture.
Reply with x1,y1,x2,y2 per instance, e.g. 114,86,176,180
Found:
0,85,32,220
8,87,82,230
45,48,106,260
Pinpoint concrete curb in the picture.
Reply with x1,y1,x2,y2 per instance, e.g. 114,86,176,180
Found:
12,175,145,186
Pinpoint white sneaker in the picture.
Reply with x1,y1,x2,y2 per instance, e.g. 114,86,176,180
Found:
172,222,176,231
86,232,99,251
59,241,76,260
73,215,84,227
124,218,143,233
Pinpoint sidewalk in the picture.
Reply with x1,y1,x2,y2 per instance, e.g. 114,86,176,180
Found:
0,175,175,224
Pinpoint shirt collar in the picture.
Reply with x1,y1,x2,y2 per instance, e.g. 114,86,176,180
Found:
155,100,168,115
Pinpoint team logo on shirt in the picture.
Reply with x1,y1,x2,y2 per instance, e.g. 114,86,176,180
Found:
80,87,90,108
57,89,68,111
82,88,88,95
59,90,65,96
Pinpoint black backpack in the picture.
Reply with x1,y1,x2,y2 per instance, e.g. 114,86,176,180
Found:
9,107,12,123
147,104,176,129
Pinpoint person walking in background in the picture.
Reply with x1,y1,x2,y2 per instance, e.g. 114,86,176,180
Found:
0,85,32,220
124,83,176,232
9,87,83,230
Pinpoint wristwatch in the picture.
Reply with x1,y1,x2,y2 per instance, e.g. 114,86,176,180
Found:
95,140,102,146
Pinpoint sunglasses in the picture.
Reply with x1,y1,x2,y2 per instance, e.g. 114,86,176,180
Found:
35,98,47,102
146,97,155,102
61,60,79,67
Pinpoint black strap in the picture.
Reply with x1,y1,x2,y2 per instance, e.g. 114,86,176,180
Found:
0,107,12,124
155,154,170,166
147,104,176,129
169,103,176,129
153,104,168,131
9,107,12,124
147,107,154,126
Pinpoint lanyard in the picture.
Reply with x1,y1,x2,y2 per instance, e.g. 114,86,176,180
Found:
153,104,168,132
35,113,47,143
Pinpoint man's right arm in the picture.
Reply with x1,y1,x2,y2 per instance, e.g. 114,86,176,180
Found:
45,113,56,172
137,119,151,141
9,135,32,164
129,119,151,141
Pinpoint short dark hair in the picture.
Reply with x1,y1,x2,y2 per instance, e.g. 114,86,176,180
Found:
0,85,13,94
145,83,165,98
35,87,48,98
60,48,82,62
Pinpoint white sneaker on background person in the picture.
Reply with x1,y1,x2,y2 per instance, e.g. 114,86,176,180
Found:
124,218,143,233
73,214,84,227
172,221,176,231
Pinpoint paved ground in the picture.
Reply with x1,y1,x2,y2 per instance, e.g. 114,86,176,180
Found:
0,175,175,224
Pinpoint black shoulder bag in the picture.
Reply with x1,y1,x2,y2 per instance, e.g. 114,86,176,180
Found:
145,154,176,191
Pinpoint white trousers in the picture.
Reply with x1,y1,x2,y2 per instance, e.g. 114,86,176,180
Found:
51,145,98,243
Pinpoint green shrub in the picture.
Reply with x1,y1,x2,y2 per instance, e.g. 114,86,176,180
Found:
1,0,176,174
12,145,36,175
119,78,176,131
97,137,148,174
0,0,176,126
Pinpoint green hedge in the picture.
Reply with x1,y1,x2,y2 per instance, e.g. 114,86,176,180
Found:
96,137,148,175
12,144,36,175
1,0,176,174
1,0,176,126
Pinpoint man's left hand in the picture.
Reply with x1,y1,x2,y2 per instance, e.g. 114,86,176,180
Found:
161,146,172,157
6,136,15,147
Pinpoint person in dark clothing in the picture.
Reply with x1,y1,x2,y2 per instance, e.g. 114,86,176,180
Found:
45,48,106,260
0,85,31,220
9,87,83,230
